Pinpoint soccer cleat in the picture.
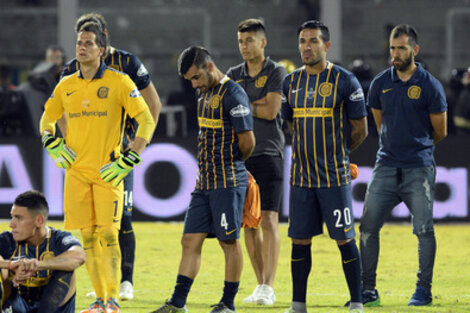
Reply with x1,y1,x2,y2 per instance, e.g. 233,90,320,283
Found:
79,298,106,313
344,289,380,307
349,309,364,313
256,284,275,305
86,291,97,298
150,300,188,313
209,303,235,313
408,286,432,306
119,281,134,300
243,284,262,303
284,307,306,313
106,297,121,313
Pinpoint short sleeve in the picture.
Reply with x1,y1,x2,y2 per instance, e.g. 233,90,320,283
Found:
427,77,447,114
343,73,367,120
53,230,81,254
281,76,293,121
225,85,253,133
367,76,382,110
120,74,148,118
126,54,151,90
266,66,287,93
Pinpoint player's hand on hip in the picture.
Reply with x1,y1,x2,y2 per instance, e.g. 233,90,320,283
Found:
42,133,76,169
99,150,142,187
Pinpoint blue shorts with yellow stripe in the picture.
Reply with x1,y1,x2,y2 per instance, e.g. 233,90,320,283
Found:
184,187,247,240
288,184,356,240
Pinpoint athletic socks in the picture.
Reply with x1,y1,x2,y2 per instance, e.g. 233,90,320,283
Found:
220,281,239,310
291,243,312,303
119,229,136,284
170,275,194,308
338,240,362,303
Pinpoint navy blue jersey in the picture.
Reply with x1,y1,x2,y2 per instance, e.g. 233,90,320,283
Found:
196,76,253,190
0,227,81,303
282,63,367,188
368,63,447,168
62,47,151,150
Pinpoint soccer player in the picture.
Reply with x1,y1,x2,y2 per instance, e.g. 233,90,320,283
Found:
356,24,447,307
0,190,85,313
150,46,255,313
226,18,287,305
61,13,162,301
281,20,367,313
40,22,155,313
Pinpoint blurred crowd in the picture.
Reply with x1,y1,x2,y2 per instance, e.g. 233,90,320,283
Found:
1,52,470,138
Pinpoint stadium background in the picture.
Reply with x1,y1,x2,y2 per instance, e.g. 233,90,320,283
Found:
0,0,469,222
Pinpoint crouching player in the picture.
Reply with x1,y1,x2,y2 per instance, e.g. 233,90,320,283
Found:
0,190,85,313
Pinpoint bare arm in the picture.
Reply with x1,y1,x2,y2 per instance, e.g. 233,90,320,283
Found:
237,130,256,160
36,246,85,272
430,111,447,144
251,92,282,120
140,81,162,126
371,108,382,134
349,116,368,152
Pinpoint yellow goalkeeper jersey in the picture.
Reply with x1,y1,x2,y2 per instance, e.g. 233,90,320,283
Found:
44,62,147,179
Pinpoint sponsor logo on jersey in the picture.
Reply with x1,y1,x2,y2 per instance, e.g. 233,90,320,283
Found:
349,88,365,101
97,86,109,99
209,95,221,109
66,90,76,96
198,117,223,128
318,82,333,97
82,98,90,109
293,107,333,118
291,88,303,94
306,88,316,99
137,64,149,77
408,85,421,99
255,75,267,88
129,88,141,98
230,104,250,117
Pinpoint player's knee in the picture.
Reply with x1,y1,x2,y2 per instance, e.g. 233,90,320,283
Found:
336,238,354,246
291,238,312,245
99,226,119,246
80,228,99,249
260,211,278,231
219,239,237,246
414,225,435,237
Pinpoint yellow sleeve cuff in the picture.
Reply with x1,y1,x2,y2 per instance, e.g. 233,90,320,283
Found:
39,112,56,136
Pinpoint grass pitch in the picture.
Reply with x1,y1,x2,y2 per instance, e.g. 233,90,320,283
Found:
2,222,469,312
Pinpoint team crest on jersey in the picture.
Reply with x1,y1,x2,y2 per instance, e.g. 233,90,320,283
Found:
129,88,141,98
82,98,90,108
408,85,421,99
209,95,221,109
40,251,54,261
108,64,120,71
97,87,109,99
255,75,267,88
318,82,333,97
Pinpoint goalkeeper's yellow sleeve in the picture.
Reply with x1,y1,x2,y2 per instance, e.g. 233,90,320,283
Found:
134,109,156,142
39,112,57,136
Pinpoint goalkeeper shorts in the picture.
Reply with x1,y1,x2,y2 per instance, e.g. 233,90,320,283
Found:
63,168,123,230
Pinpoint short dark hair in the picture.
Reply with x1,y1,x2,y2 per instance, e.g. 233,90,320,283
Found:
390,24,418,46
297,20,330,42
238,18,266,35
14,190,49,219
79,22,107,50
75,12,107,33
178,46,212,76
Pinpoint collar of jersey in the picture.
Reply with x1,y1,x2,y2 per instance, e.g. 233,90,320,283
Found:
242,56,271,78
391,62,424,84
77,61,107,80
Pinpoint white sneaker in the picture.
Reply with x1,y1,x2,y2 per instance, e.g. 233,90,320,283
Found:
243,284,262,303
85,291,96,298
119,281,134,301
256,284,275,305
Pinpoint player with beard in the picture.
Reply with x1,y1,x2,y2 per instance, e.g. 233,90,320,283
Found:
350,24,447,307
281,20,367,313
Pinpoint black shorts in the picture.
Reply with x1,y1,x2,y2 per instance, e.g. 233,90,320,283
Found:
245,155,283,213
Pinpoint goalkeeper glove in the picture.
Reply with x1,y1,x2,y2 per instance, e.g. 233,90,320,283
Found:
42,134,76,169
99,151,142,187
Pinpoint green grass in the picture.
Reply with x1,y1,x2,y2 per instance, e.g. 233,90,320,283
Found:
1,222,469,313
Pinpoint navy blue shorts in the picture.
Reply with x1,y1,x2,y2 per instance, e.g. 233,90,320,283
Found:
3,292,75,313
288,185,356,240
184,186,247,240
245,155,283,212
122,170,134,218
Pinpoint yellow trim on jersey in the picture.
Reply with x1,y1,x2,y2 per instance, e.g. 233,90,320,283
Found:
332,72,341,186
294,69,303,186
303,74,311,188
311,73,320,188
321,65,334,187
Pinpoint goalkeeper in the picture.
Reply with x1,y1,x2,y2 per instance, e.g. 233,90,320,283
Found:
39,21,155,313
